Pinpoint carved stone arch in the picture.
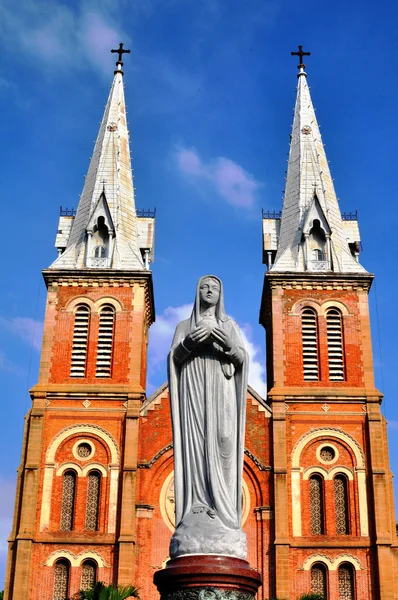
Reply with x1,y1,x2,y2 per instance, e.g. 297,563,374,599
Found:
82,463,108,477
291,428,368,537
303,554,334,571
75,551,107,568
40,425,119,534
291,428,365,469
65,297,96,314
46,550,77,567
290,298,322,316
302,466,329,480
95,296,123,313
334,554,363,571
243,458,266,508
56,463,84,477
46,424,119,465
320,300,350,316
328,466,354,481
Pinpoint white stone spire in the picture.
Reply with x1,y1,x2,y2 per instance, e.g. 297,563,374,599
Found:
50,47,144,271
272,57,366,274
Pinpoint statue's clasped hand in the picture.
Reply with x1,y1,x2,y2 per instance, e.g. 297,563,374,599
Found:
184,325,211,350
211,327,235,353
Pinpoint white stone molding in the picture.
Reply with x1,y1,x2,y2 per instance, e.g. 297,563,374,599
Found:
108,466,119,533
40,466,54,531
45,549,106,568
302,553,363,571
289,298,322,315
56,462,84,477
95,296,123,312
302,466,329,480
82,463,108,477
291,428,368,537
319,300,350,316
65,297,96,313
328,466,354,481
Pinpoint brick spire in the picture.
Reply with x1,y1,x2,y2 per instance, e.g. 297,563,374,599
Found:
272,58,367,273
50,50,144,271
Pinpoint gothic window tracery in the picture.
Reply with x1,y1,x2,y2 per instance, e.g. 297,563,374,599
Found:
338,563,355,600
81,560,97,590
85,471,101,531
301,308,319,381
70,304,90,377
96,305,115,378
53,559,70,600
311,563,327,598
310,474,324,534
60,470,76,531
334,475,349,534
326,308,345,381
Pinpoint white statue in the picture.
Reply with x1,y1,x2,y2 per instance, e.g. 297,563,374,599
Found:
168,275,248,558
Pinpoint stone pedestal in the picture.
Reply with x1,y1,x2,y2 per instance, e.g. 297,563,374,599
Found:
154,555,262,600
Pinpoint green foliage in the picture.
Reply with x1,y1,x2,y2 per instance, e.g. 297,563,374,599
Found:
297,594,325,600
0,591,4,600
76,582,140,600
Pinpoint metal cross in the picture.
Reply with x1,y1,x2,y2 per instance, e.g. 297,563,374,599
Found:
111,43,131,65
291,45,311,69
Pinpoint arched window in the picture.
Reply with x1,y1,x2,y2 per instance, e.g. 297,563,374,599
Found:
338,563,355,600
312,248,324,261
334,475,349,534
70,304,90,377
60,470,76,531
85,471,101,531
81,559,97,590
326,308,345,381
302,308,319,381
96,305,115,378
311,562,327,598
94,246,106,258
53,559,70,600
310,474,324,534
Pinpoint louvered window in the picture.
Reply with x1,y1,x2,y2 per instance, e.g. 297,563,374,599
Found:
85,471,101,531
310,474,324,534
311,563,327,598
60,471,76,531
70,304,90,377
338,564,355,600
96,305,115,377
53,560,70,600
81,560,97,590
334,475,349,534
302,308,319,381
326,308,345,381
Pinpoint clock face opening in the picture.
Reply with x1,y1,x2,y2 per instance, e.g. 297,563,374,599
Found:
159,471,251,532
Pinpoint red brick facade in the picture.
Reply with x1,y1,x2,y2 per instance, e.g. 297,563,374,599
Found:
4,264,398,600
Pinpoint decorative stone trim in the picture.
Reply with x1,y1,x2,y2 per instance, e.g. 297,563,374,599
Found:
72,439,95,461
316,442,339,465
45,549,107,568
292,427,364,469
138,444,173,468
244,449,271,471
47,423,119,464
302,553,363,571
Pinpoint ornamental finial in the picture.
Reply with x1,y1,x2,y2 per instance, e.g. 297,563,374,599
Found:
111,43,131,75
291,45,311,71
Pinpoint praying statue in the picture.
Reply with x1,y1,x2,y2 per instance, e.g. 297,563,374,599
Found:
168,275,248,558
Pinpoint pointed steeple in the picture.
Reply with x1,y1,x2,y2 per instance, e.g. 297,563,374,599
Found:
50,45,144,271
271,49,366,274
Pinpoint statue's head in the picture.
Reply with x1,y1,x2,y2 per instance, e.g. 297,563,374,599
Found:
199,276,221,309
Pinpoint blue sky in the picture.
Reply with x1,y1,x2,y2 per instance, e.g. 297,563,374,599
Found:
1,0,398,587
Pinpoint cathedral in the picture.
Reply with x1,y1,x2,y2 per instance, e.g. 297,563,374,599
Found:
4,47,398,600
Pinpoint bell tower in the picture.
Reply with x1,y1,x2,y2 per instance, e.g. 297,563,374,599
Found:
260,49,397,600
4,47,155,600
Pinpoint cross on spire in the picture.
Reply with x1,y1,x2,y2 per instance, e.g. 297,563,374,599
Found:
291,45,311,70
111,43,131,67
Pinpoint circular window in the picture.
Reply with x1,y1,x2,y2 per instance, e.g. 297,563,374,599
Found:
72,439,95,461
316,443,339,465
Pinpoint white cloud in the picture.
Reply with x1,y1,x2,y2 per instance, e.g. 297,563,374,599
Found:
175,147,262,208
0,0,129,76
0,317,43,351
148,303,266,397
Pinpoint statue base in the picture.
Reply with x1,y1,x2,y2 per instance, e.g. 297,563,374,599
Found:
154,555,262,600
